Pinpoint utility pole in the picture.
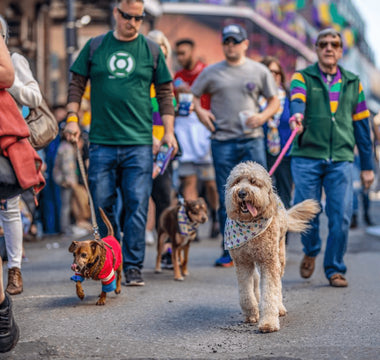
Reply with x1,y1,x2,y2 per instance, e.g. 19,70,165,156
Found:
66,0,77,81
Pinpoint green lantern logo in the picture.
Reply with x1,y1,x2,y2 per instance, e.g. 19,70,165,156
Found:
107,51,135,78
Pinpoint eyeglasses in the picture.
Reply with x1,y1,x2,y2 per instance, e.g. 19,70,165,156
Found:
270,69,281,76
117,8,145,22
317,41,341,49
223,38,242,46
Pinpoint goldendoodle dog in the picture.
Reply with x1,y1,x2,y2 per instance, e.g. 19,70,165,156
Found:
225,161,320,333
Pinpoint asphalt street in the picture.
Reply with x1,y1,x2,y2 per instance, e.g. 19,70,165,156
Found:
1,200,380,360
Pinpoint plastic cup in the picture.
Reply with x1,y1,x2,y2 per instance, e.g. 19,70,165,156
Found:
178,93,193,116
239,110,254,134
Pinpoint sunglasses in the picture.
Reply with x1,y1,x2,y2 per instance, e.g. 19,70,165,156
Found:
117,8,145,22
223,38,242,46
317,41,341,49
270,69,281,76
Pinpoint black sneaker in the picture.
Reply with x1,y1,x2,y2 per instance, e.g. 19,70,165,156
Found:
161,250,173,270
0,293,19,353
124,268,144,286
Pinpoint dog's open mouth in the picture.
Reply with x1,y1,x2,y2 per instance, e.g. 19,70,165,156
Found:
240,201,258,217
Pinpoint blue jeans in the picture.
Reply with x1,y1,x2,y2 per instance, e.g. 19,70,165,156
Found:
88,144,153,271
291,157,353,279
211,137,267,255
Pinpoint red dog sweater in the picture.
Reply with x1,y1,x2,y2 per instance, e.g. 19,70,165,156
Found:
71,236,122,292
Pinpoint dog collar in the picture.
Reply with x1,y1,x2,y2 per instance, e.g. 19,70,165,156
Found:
224,216,273,250
178,204,199,236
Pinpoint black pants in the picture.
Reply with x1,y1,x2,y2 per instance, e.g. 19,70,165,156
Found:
151,163,173,229
267,154,293,209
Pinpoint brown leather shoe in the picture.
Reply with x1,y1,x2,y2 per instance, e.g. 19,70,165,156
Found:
6,267,23,295
329,273,348,287
300,255,316,279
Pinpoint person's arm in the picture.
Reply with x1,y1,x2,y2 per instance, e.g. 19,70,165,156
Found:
289,72,307,134
193,95,216,132
0,36,14,88
245,95,280,129
353,81,374,189
65,73,88,143
8,53,42,108
155,81,178,156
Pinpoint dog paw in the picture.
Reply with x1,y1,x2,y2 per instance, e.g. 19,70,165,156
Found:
258,320,280,333
279,304,287,317
77,292,85,300
115,289,121,295
96,299,106,306
174,276,184,281
245,316,259,324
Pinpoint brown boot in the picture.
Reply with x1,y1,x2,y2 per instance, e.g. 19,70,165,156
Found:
300,255,316,279
6,267,23,295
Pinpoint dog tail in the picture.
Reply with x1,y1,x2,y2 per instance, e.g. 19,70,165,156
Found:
287,199,320,233
99,207,114,237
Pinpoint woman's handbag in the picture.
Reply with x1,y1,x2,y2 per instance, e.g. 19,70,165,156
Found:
25,98,58,150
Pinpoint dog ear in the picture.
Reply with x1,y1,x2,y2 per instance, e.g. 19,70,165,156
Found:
262,188,278,218
198,197,206,205
68,241,78,253
90,241,103,254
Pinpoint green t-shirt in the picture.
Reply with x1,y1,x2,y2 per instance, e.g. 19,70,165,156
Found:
70,32,172,145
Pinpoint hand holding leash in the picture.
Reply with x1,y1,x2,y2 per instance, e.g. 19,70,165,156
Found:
268,113,304,176
289,113,304,134
64,112,81,144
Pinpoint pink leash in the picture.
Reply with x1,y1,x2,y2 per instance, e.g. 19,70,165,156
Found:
268,127,299,176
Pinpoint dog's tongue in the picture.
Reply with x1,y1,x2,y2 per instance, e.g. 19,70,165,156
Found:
246,203,257,217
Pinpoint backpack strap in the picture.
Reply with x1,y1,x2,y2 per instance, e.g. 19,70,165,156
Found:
87,33,106,74
144,36,160,82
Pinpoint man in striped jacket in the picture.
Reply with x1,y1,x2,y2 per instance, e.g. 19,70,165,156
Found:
289,28,374,288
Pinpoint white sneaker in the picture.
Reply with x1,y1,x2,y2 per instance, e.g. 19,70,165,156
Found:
145,230,155,246
71,225,89,238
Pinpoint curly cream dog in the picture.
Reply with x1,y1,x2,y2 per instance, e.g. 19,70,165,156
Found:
225,161,319,333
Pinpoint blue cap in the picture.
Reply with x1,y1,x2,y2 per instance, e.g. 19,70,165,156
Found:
222,24,247,43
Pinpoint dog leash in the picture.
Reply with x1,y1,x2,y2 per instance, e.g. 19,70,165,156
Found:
268,127,299,177
75,143,101,241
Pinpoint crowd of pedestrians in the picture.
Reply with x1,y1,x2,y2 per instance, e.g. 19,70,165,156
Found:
0,0,379,353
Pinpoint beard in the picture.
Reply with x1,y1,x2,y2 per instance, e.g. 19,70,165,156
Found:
118,23,138,40
225,52,241,63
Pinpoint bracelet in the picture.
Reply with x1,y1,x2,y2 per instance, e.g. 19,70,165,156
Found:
66,114,79,123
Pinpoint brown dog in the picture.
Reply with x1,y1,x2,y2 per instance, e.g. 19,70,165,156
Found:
155,198,208,280
69,208,122,305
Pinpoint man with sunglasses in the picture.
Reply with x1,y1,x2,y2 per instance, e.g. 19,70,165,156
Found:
289,28,374,287
191,24,280,267
65,0,177,287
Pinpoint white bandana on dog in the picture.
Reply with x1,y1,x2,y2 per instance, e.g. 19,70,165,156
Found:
178,204,199,236
224,216,273,250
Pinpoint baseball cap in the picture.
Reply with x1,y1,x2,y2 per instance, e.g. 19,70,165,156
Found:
222,24,247,43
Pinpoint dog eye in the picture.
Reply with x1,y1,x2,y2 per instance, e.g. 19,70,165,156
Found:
250,179,256,185
81,253,87,258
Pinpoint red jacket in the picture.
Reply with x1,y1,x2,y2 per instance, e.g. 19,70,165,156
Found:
0,90,45,193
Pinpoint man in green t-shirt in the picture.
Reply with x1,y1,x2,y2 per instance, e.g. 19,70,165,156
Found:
65,0,177,286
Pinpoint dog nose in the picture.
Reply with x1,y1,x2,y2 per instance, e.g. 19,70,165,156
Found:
238,189,247,199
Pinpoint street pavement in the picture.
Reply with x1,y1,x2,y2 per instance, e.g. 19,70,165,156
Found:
1,200,380,360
